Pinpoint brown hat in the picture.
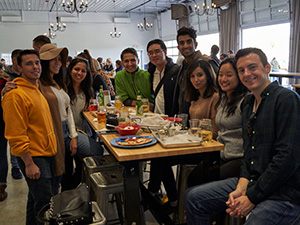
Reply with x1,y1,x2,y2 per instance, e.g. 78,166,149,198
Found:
39,43,69,67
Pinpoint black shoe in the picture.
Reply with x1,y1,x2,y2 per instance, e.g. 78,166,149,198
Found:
161,201,178,215
11,167,23,179
0,185,8,201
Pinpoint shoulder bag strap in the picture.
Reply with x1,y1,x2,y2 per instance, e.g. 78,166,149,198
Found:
154,65,179,97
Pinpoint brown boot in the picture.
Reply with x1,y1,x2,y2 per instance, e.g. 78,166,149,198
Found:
0,184,8,201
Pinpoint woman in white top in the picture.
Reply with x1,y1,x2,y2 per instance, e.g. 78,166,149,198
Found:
65,57,95,136
39,44,103,191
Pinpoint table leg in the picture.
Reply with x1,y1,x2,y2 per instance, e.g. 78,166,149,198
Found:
123,161,146,225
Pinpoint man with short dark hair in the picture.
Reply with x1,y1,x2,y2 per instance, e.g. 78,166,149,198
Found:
32,35,51,52
184,48,300,225
115,60,123,73
2,49,57,225
4,49,22,81
147,39,179,116
115,47,154,108
228,50,234,58
210,44,221,66
173,26,218,114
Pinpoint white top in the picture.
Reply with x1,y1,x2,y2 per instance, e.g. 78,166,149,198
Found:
71,92,86,131
153,67,165,114
50,86,78,138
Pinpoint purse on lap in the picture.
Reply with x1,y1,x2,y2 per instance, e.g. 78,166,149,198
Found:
37,183,93,224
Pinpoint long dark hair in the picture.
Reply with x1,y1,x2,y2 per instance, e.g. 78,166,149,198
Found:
185,59,217,102
77,49,96,74
40,55,66,90
65,57,94,108
216,58,248,117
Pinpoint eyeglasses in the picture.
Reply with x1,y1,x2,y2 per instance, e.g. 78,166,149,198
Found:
147,49,164,56
247,112,256,136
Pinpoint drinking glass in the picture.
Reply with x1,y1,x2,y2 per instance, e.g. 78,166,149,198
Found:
142,98,149,113
89,99,97,114
97,106,107,123
200,119,213,142
189,119,200,135
178,113,188,130
114,95,123,112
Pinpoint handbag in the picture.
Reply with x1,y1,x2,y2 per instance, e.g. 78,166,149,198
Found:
37,183,93,224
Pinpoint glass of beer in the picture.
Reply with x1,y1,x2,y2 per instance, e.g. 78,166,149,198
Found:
200,119,213,142
114,95,123,112
97,106,107,123
142,98,149,113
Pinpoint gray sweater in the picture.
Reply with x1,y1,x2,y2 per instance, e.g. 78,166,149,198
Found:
215,96,244,161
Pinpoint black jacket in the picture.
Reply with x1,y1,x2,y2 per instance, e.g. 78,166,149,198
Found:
148,57,180,116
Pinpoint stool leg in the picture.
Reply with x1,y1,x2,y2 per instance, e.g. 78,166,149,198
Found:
115,193,124,225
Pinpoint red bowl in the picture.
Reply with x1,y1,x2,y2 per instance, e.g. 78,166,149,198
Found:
163,117,183,123
115,125,141,136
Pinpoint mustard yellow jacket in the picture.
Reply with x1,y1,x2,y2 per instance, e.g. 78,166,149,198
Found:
2,78,57,157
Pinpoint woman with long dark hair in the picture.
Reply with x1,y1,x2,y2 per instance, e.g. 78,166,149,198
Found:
39,44,103,191
215,58,248,178
65,57,95,135
188,58,248,186
185,59,219,138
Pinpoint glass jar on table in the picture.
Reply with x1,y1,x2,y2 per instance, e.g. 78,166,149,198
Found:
200,119,213,142
114,95,123,112
97,106,107,123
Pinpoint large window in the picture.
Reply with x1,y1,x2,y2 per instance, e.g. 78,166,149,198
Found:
242,23,290,70
165,40,179,63
239,0,290,28
196,33,220,56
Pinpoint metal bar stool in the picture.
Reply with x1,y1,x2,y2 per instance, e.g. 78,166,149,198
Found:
90,168,124,225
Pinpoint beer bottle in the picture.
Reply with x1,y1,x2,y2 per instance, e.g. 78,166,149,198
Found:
98,85,105,107
136,91,143,116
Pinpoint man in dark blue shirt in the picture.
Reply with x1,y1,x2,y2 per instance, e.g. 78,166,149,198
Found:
184,48,300,225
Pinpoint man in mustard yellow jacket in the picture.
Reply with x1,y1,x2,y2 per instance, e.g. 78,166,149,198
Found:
2,49,57,225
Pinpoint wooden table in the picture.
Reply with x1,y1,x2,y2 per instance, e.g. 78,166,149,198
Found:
83,111,224,225
269,71,300,84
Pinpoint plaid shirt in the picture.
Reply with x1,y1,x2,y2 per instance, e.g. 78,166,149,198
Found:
241,81,300,205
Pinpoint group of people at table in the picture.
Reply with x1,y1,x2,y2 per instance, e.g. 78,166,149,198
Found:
0,25,300,225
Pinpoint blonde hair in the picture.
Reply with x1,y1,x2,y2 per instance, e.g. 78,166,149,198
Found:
106,58,112,64
92,58,101,71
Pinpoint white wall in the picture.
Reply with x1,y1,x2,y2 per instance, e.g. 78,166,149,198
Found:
0,10,178,66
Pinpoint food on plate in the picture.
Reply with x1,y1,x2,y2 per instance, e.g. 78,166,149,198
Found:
117,137,152,146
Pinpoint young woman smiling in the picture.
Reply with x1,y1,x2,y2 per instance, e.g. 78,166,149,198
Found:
188,58,248,188
39,44,103,192
185,59,219,139
65,57,94,135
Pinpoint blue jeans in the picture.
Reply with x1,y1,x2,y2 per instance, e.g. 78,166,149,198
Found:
61,121,103,191
62,120,103,156
17,157,54,225
184,177,300,225
0,107,8,185
10,153,20,168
